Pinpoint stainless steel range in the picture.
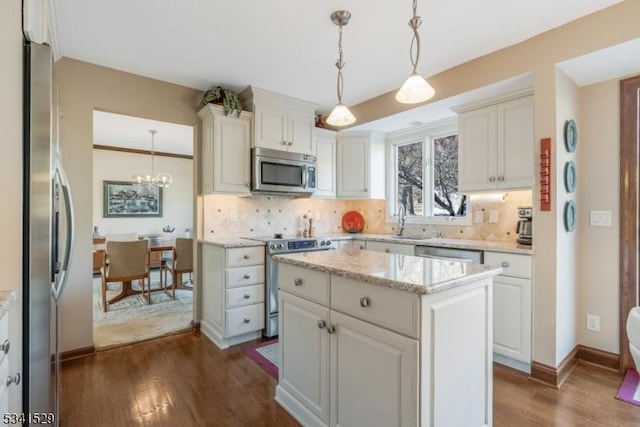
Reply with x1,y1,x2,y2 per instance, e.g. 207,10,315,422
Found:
243,235,335,337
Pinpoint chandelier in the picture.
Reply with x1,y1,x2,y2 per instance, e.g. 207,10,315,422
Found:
395,0,435,104
131,129,172,188
326,10,356,127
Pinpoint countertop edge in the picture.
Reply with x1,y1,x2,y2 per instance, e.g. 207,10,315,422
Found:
198,239,265,249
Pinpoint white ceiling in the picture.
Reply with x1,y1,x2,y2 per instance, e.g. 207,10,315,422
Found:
53,0,622,116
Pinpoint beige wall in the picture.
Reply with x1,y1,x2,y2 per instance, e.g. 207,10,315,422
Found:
554,68,580,363
578,78,620,353
55,58,201,351
93,149,193,237
0,0,23,413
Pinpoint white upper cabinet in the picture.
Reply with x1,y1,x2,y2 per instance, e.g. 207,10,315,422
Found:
198,104,252,195
240,86,318,155
336,131,386,199
457,94,534,192
313,129,336,198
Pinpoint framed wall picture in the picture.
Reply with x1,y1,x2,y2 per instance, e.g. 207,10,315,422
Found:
103,180,163,218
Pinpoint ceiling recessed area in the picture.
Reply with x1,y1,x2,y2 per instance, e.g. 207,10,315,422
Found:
92,111,194,156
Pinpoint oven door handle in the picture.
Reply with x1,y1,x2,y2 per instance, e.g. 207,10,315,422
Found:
302,164,308,189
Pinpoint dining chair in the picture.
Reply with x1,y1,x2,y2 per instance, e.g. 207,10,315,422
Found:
101,239,150,312
162,238,193,299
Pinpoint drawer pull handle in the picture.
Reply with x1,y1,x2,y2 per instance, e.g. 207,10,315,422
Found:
359,245,365,250
327,325,336,334
0,340,9,354
360,297,370,308
294,278,303,286
243,274,251,279
243,294,251,299
243,318,251,324
384,249,390,253
317,320,327,329
501,262,509,268
6,373,20,387
243,254,250,260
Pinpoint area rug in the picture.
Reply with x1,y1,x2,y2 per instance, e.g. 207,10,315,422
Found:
616,369,640,407
93,270,193,350
243,339,279,380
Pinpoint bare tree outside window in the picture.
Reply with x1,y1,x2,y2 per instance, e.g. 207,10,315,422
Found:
395,134,466,218
433,135,466,216
397,142,423,216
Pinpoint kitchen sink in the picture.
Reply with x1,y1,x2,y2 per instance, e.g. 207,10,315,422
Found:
389,236,434,241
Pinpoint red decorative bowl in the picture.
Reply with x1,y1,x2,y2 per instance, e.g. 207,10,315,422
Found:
342,211,364,233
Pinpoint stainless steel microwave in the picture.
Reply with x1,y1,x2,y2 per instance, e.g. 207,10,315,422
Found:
251,147,316,196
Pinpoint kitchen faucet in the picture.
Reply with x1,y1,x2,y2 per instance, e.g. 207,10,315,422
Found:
397,204,407,236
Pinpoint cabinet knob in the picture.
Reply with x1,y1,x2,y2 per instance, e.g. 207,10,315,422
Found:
384,249,390,253
243,254,250,260
501,261,509,268
498,176,504,182
6,373,20,387
359,297,370,308
359,245,365,250
288,141,293,146
0,339,9,354
243,318,251,324
243,294,251,299
282,141,288,146
364,187,368,192
246,183,251,188
243,274,251,279
327,325,336,334
489,176,496,183
317,320,327,329
294,278,303,286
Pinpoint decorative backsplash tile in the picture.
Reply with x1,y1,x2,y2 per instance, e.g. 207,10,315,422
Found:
201,190,532,243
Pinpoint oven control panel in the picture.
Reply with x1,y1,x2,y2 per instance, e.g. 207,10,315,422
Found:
268,238,333,253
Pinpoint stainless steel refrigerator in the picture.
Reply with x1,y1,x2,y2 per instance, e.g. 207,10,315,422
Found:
23,39,74,425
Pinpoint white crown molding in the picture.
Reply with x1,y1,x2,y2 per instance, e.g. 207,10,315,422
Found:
47,0,63,61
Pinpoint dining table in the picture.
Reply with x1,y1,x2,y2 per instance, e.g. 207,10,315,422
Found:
94,239,175,305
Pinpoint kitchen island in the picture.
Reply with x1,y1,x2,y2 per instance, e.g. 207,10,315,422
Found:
273,248,502,427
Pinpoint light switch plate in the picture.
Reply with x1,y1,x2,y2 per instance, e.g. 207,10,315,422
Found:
474,211,484,224
489,210,499,223
590,210,611,227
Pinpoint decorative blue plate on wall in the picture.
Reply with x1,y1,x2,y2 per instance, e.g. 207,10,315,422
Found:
564,200,577,232
564,161,576,193
564,119,577,153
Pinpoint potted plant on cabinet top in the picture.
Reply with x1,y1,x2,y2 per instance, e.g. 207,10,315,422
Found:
200,86,243,117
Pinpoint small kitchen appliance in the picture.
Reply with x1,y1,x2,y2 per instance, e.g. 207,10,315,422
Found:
251,147,317,196
243,235,335,337
516,207,533,246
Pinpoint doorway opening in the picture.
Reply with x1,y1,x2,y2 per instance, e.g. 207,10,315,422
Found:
91,110,195,350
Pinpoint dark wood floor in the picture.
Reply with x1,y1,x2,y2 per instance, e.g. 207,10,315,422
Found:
61,331,640,426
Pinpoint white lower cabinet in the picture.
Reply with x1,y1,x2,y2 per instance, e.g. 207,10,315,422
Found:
201,243,265,349
276,263,492,427
484,251,532,372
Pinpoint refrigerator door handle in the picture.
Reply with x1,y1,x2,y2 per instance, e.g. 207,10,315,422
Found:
52,158,74,303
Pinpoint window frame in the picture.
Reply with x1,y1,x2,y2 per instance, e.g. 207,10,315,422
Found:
386,118,471,226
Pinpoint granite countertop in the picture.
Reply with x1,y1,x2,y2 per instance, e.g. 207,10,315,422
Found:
326,233,533,255
198,238,266,248
274,248,502,295
0,291,17,320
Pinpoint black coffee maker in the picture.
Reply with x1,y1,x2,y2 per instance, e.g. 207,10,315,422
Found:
516,207,533,245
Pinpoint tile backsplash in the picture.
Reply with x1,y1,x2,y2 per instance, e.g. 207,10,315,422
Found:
201,190,532,242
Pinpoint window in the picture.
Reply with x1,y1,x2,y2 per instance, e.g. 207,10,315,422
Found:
387,119,469,225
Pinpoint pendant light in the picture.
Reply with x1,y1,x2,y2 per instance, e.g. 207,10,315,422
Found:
326,10,356,127
131,129,172,188
395,0,435,104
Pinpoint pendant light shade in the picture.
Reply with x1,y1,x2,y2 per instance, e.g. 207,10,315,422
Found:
396,0,435,104
396,72,435,104
326,10,356,127
326,102,356,127
131,130,173,188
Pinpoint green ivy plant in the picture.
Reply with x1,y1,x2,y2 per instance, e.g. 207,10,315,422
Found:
200,86,243,117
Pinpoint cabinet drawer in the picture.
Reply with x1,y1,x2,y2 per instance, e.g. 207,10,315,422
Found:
226,304,265,337
226,284,265,309
484,252,531,279
226,265,265,288
331,276,420,338
279,264,330,306
226,246,265,267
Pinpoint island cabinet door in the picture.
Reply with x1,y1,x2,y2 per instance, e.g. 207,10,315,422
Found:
278,291,331,425
329,310,419,427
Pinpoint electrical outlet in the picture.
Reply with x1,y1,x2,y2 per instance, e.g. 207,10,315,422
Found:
489,210,499,223
586,314,600,332
474,211,484,224
230,210,238,222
